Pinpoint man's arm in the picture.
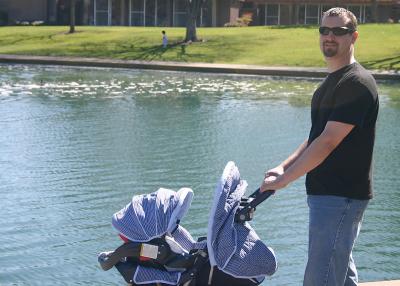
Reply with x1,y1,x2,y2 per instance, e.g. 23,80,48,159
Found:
280,139,309,171
261,121,355,192
264,139,308,178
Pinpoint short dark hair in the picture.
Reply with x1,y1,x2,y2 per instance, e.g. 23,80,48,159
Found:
162,30,166,34
322,7,358,31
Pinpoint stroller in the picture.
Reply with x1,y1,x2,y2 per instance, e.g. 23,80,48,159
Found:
98,161,277,286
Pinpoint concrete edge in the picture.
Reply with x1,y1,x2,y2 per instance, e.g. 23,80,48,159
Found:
360,280,400,286
1,54,399,80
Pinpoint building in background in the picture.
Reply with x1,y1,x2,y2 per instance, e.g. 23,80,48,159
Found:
241,0,399,25
0,0,398,27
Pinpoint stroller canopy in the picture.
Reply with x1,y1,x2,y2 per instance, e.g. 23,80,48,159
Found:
207,161,277,278
112,187,194,242
111,187,196,285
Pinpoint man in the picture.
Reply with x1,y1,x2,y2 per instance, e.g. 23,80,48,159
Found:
260,7,379,286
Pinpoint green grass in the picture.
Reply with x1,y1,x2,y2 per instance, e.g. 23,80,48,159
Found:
0,24,399,70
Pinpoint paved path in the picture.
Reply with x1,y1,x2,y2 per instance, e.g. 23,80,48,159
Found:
360,280,400,285
0,54,399,80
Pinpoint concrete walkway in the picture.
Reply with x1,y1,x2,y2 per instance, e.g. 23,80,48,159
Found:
360,280,400,285
0,54,399,80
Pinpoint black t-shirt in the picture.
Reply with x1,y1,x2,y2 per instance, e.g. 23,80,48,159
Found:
306,62,379,200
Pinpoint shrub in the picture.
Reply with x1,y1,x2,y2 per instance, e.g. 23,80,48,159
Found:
32,21,45,26
237,14,252,26
15,21,30,25
224,14,253,27
224,22,240,27
15,20,45,26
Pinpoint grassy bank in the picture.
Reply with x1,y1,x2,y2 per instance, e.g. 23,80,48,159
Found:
0,25,399,70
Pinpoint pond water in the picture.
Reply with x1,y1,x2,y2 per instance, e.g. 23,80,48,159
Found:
0,64,399,286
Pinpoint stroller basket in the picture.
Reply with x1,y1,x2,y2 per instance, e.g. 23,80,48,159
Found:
98,161,277,286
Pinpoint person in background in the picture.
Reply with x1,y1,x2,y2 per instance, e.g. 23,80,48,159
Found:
260,7,379,286
162,30,168,48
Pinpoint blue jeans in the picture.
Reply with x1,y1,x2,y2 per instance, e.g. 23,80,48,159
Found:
303,195,368,286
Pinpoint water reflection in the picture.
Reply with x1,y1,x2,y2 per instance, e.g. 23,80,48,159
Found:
0,65,319,106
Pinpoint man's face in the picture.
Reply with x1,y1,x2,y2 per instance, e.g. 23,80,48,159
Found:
319,15,358,59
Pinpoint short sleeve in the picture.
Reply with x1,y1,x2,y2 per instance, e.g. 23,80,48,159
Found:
328,79,374,127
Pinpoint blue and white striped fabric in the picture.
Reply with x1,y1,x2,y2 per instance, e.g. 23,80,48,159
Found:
112,187,193,242
171,225,207,253
207,161,278,279
133,265,181,285
112,187,196,285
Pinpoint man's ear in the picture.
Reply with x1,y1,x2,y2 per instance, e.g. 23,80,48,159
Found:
352,31,359,44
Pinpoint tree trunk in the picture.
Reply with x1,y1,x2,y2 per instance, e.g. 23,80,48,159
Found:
185,14,197,42
185,0,203,42
69,0,76,33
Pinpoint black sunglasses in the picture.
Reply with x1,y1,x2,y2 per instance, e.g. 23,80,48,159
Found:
319,26,355,36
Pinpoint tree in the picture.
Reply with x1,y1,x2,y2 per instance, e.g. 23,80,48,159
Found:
185,0,206,42
69,0,76,33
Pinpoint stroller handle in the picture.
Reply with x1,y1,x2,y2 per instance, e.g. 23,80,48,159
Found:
234,188,275,223
248,188,275,208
